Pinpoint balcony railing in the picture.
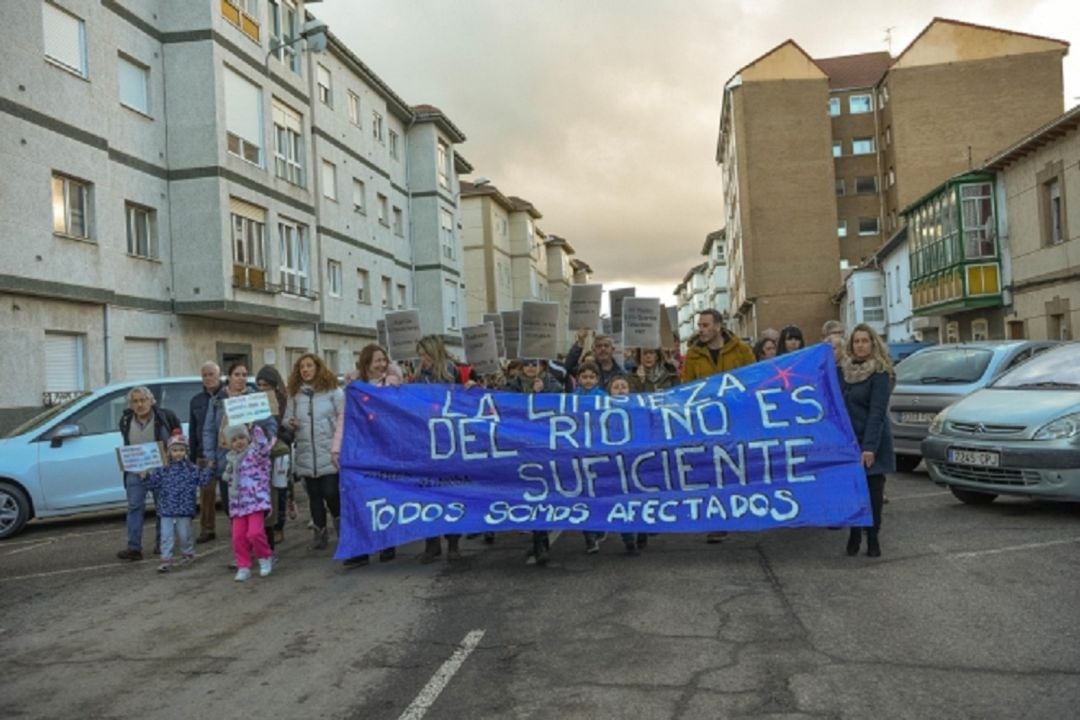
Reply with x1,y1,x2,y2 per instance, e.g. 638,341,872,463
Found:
233,264,274,293
43,391,87,407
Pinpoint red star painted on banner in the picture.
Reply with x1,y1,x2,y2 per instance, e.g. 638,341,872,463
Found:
771,366,797,390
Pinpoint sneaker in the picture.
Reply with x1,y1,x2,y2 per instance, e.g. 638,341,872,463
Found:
585,538,600,554
195,533,215,544
157,562,171,573
258,557,273,577
378,547,397,563
116,549,143,561
234,567,252,582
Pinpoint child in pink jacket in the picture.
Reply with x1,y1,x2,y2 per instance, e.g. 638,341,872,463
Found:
222,424,273,582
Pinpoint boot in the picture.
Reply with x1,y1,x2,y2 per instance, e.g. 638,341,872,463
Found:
446,535,462,562
312,527,328,550
846,528,861,556
379,547,397,563
419,537,441,564
866,530,881,558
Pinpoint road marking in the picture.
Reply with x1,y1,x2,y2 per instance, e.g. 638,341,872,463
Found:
2,528,120,546
952,536,1080,559
4,539,56,556
398,629,486,720
4,544,226,582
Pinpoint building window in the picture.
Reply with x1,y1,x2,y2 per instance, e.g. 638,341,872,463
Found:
886,271,893,306
828,97,840,117
835,179,845,197
392,206,403,236
356,268,369,303
224,66,262,165
268,0,299,73
381,276,392,308
230,198,267,288
316,63,332,106
885,126,891,146
444,279,458,329
832,140,842,158
278,220,309,296
285,346,307,369
396,283,407,309
125,202,156,258
117,54,149,114
377,193,388,225
321,159,337,200
371,111,384,142
855,176,878,194
352,178,366,213
945,321,959,343
887,167,895,188
961,183,994,258
852,137,875,156
440,207,455,260
389,130,399,160
1007,320,1026,339
43,2,87,77
124,338,165,379
849,94,873,114
1045,177,1065,245
837,219,847,238
51,172,92,239
858,217,880,236
437,141,450,189
222,0,260,42
971,318,989,341
347,91,360,125
272,99,304,186
45,332,85,393
881,85,889,104
327,259,342,297
322,348,339,374
863,296,884,322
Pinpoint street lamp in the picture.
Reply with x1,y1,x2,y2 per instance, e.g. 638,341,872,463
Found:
265,18,329,70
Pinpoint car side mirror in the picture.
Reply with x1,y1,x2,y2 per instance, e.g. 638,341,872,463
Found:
50,424,82,448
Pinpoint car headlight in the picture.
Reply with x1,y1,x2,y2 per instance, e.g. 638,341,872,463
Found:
1033,413,1080,441
928,410,948,434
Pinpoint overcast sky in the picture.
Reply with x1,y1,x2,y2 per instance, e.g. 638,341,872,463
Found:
312,0,1079,305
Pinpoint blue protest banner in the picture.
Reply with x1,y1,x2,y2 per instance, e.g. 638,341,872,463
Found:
336,344,871,558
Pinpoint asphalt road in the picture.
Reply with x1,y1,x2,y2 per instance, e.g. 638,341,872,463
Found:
2,472,1079,720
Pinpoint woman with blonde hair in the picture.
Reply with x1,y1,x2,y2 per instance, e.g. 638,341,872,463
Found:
839,323,895,558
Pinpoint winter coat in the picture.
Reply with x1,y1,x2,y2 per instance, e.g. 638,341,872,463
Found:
632,365,678,393
841,370,896,476
202,386,278,478
505,372,563,394
573,385,608,397
284,385,344,478
146,460,214,517
223,425,272,517
680,331,754,382
187,384,220,461
564,343,625,390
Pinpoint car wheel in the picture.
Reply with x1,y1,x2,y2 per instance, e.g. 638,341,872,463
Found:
949,486,997,505
0,481,31,539
895,454,922,473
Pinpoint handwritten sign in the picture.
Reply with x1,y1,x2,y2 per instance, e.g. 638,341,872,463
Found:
500,310,521,360
609,287,636,334
224,392,274,427
385,310,422,362
463,323,501,375
483,313,506,358
622,297,661,349
519,301,560,359
116,442,165,473
569,284,603,331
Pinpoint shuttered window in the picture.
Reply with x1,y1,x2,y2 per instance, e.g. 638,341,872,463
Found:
224,66,262,164
45,332,84,391
124,338,165,380
43,2,86,76
118,54,149,114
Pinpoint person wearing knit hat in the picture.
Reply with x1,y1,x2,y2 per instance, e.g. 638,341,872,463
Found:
145,429,214,572
167,432,189,451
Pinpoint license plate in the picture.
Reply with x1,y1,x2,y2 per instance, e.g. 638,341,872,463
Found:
948,448,1000,467
900,412,936,424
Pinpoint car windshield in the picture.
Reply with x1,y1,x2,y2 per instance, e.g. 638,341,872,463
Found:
895,347,994,385
992,346,1080,388
3,393,91,438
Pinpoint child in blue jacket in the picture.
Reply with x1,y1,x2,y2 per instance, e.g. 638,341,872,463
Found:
147,432,214,572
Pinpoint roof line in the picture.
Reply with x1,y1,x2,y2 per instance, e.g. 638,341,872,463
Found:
981,103,1080,171
893,16,1069,66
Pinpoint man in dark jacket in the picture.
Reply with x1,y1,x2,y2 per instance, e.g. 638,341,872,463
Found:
188,361,222,543
565,330,624,390
116,386,181,561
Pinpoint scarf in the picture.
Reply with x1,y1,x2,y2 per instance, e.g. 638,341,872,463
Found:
840,356,890,385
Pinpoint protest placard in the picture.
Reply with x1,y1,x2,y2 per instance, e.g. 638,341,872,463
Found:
519,301,560,359
622,297,661,349
385,310,422,361
609,287,636,334
463,323,501,375
568,284,603,331
224,392,275,427
661,305,679,349
116,442,165,473
500,310,521,360
482,313,506,358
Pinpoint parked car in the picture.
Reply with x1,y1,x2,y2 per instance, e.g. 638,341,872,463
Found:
888,341,936,364
921,343,1080,504
0,377,206,539
889,341,1057,473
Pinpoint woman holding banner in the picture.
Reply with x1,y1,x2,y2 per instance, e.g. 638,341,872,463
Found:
632,348,678,392
840,324,895,558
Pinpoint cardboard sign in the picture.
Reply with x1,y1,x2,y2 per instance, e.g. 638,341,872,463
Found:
463,323,501,376
519,301,560,359
568,284,603,332
224,392,274,427
500,310,521,360
660,304,678,350
385,310,422,361
376,319,388,349
609,287,636,334
622,297,661,349
483,313,506,358
116,441,165,473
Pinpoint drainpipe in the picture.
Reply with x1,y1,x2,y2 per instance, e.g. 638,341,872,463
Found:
404,112,417,308
103,305,112,384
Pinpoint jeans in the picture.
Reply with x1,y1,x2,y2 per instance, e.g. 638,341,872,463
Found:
231,512,271,569
301,474,340,530
160,516,194,561
124,472,160,552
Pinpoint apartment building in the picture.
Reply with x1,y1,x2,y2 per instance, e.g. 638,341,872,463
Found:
700,229,729,317
716,18,1068,340
0,0,468,429
543,235,577,350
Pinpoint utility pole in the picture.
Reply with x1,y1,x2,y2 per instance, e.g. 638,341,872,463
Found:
884,26,895,55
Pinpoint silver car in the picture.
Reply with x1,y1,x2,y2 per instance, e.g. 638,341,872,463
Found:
889,341,1057,472
921,343,1080,504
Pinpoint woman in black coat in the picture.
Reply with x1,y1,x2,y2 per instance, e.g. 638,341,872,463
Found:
840,323,895,558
